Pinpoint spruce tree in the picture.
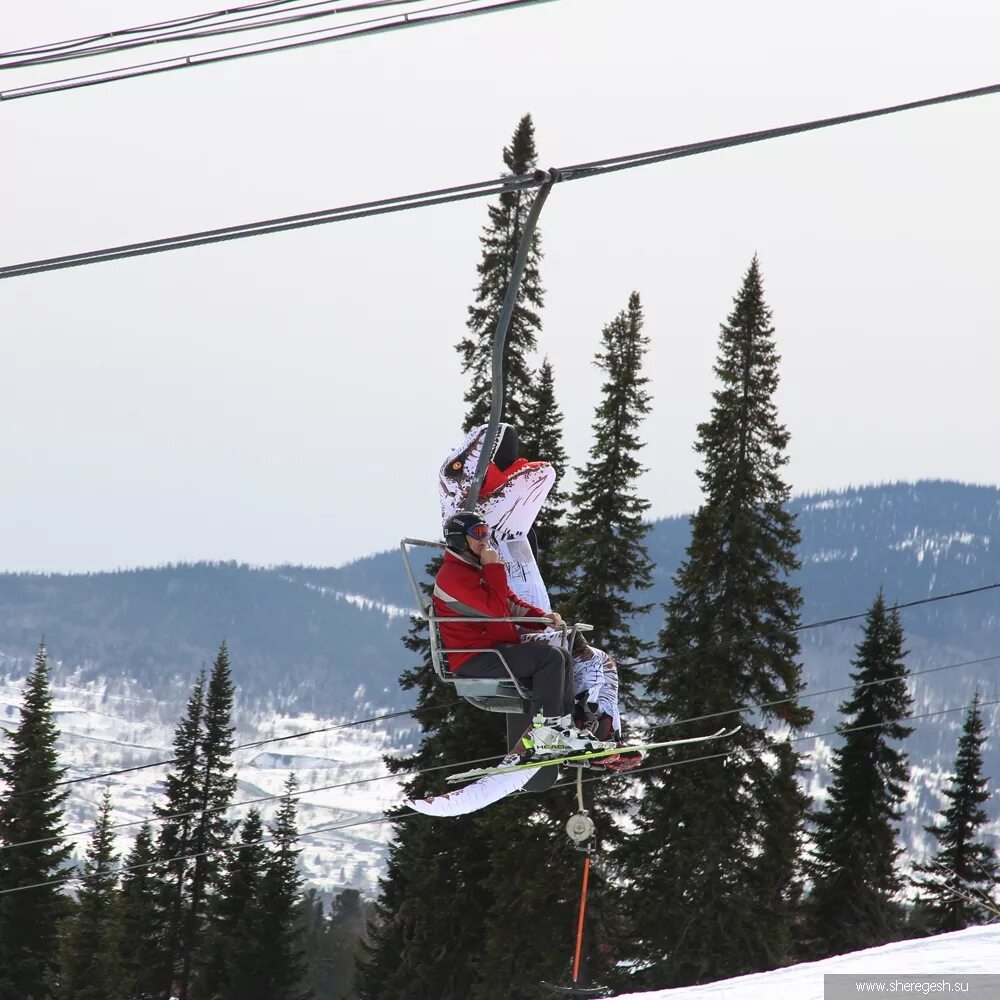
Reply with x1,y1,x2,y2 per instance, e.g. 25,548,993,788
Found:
256,776,310,1000
474,295,656,999
471,807,594,1000
178,644,238,999
617,258,811,988
361,117,572,1000
805,592,913,956
356,614,498,1000
913,693,997,931
520,356,572,593
0,643,72,1000
297,889,329,1000
325,889,372,1000
54,789,122,1000
457,113,545,432
557,291,655,673
118,823,163,1000
205,809,268,1000
153,670,206,996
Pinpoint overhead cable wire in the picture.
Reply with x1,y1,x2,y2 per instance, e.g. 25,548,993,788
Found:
0,738,493,854
3,646,997,856
627,579,1000,669
0,812,404,897
3,578,998,801
0,173,531,279
0,0,562,101
3,694,998,898
3,80,1000,277
596,695,1000,788
6,704,444,801
0,0,426,64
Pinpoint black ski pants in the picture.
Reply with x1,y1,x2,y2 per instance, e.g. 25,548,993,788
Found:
455,642,571,717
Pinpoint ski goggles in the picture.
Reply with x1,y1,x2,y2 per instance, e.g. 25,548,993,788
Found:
466,522,490,540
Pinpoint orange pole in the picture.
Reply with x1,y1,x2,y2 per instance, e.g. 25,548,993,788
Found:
572,853,592,985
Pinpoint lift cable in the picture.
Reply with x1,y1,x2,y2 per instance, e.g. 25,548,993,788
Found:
0,0,562,102
3,81,999,277
592,695,1000,789
626,579,1000,670
0,0,435,64
4,703,447,801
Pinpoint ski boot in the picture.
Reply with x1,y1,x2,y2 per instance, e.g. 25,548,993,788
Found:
520,713,613,760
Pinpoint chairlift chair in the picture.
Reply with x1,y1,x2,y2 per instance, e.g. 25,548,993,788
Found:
400,537,534,714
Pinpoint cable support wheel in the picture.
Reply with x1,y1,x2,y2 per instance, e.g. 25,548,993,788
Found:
565,812,595,846
566,767,595,846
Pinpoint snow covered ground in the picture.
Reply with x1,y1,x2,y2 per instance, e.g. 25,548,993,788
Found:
612,925,1000,1000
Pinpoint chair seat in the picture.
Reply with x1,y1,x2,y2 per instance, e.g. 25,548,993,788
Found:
453,677,527,714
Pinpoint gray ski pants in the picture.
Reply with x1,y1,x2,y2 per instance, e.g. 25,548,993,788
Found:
455,642,571,717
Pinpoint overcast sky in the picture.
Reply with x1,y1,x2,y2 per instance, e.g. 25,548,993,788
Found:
3,0,999,574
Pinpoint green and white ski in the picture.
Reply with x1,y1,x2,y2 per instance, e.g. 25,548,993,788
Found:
446,726,740,784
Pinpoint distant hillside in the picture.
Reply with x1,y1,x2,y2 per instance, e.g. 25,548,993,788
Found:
0,562,409,720
2,480,998,725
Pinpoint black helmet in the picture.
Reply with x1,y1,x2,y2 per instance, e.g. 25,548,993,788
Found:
444,512,489,553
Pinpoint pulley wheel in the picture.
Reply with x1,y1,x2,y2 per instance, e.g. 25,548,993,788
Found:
566,811,595,845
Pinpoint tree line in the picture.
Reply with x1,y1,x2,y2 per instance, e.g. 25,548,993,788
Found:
0,644,366,1000
0,114,997,1000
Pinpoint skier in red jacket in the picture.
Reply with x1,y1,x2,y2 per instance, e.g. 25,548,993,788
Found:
434,511,605,758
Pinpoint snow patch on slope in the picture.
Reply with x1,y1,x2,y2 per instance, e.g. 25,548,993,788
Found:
612,925,1000,1000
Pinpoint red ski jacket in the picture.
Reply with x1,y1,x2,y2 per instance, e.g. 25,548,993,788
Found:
433,549,550,671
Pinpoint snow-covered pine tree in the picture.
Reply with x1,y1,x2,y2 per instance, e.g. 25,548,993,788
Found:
0,643,72,1000
53,789,122,1000
617,258,811,989
457,114,545,433
805,592,913,956
118,822,163,999
913,693,997,932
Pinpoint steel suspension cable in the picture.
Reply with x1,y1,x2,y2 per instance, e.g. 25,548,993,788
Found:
586,695,1000,788
0,0,428,65
0,0,562,101
5,703,447,800
626,580,1000,670
3,82,1000,273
